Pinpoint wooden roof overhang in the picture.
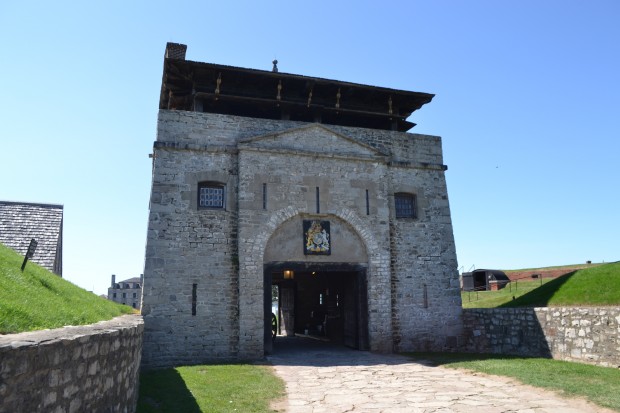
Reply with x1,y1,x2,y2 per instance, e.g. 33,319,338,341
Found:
160,58,434,132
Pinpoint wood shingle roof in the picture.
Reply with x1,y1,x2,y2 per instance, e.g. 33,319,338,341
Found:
0,201,63,276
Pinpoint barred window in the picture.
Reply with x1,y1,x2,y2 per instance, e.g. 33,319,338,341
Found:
198,182,225,209
395,193,416,218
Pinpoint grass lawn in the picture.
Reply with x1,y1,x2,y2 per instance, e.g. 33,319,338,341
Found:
0,243,133,333
137,364,286,413
504,261,620,307
407,353,620,412
462,261,620,308
504,262,603,273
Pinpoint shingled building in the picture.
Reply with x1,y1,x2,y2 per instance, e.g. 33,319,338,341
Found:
141,43,462,368
0,201,63,276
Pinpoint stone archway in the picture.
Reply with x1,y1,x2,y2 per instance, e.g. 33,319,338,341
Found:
237,206,393,358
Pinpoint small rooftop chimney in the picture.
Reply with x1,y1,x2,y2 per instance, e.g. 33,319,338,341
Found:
111,274,116,288
165,42,187,60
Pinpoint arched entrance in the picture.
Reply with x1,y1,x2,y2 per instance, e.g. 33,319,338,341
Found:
262,214,370,354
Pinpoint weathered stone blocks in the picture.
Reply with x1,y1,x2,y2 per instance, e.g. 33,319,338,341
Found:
0,315,143,413
463,307,620,367
142,110,462,367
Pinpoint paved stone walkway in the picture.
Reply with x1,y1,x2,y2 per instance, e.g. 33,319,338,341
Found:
268,337,613,413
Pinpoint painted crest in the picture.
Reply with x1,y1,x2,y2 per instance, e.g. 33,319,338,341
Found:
303,220,331,255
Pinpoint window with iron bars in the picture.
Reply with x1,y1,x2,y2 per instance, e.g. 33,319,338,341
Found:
395,193,416,219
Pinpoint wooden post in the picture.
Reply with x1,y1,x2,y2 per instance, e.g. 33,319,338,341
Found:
20,238,38,271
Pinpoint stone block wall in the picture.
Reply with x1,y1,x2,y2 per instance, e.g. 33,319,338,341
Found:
388,165,462,352
0,315,143,413
236,127,394,353
462,308,620,368
142,146,241,368
143,109,461,365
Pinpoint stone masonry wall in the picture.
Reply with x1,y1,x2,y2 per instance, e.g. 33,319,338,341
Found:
237,127,394,354
143,110,461,365
0,315,143,413
463,308,620,368
142,148,240,368
390,165,462,352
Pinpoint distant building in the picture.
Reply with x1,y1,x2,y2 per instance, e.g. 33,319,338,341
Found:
461,269,510,291
0,201,64,276
108,274,143,310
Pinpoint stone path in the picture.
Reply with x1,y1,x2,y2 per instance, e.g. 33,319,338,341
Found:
267,337,613,413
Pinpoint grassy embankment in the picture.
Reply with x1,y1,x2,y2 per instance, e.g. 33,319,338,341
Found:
407,352,620,412
1,242,285,412
0,242,133,334
462,261,620,308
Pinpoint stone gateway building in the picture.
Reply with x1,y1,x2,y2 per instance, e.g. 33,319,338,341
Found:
141,43,462,368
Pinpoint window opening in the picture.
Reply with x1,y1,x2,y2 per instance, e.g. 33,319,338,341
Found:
192,283,197,316
198,182,225,209
316,187,320,213
262,183,267,210
365,189,370,215
395,193,416,218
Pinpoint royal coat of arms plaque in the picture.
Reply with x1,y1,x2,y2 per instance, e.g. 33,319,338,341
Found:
303,220,331,255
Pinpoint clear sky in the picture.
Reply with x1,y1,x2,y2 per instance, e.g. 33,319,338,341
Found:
1,1,618,295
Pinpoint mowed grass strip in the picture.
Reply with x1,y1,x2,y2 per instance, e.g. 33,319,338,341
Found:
407,353,620,412
0,243,133,333
137,364,286,413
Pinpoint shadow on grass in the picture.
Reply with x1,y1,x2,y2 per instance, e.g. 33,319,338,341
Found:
500,271,576,307
137,368,201,413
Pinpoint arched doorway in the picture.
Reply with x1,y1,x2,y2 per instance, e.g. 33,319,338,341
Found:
262,215,370,354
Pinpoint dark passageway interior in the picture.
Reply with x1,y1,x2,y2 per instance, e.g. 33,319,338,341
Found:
264,263,368,355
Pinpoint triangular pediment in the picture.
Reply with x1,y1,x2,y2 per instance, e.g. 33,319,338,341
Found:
238,124,387,159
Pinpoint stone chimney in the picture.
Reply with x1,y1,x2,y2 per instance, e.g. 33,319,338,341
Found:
165,42,187,60
111,274,116,288
140,274,144,286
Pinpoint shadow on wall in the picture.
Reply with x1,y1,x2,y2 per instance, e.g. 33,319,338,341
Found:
499,271,576,308
462,307,553,359
137,368,201,413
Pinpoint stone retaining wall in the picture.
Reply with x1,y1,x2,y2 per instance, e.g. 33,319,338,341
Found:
462,307,620,367
0,315,143,413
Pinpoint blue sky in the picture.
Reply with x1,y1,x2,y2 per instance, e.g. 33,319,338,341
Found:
1,1,618,295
